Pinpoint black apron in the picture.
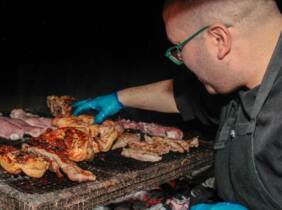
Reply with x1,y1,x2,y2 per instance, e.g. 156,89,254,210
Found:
214,34,282,210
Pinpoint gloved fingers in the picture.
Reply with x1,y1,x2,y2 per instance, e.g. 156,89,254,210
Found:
72,102,95,116
94,112,106,124
72,99,91,109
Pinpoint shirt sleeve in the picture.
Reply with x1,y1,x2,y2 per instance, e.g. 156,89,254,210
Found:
173,72,225,127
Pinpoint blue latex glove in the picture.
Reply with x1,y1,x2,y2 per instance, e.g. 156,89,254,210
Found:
190,202,248,210
72,92,124,124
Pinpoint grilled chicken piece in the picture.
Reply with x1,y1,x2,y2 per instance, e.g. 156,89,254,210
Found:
52,116,123,152
52,115,99,137
22,144,96,182
121,148,162,162
32,127,95,162
0,145,49,178
111,133,141,150
96,120,119,152
47,95,76,117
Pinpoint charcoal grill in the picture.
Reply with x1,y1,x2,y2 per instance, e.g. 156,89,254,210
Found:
0,134,214,210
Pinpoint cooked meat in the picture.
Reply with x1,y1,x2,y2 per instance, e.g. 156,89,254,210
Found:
128,141,170,155
144,135,185,153
52,115,99,137
121,136,200,162
188,136,200,148
0,117,25,140
0,145,49,178
118,119,183,139
47,95,76,117
22,144,96,182
6,117,45,137
31,127,95,162
10,109,52,129
111,133,141,150
96,120,119,152
0,116,49,140
52,116,122,152
144,135,200,153
48,159,64,177
121,148,162,162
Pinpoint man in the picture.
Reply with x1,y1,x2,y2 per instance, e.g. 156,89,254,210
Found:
73,0,282,209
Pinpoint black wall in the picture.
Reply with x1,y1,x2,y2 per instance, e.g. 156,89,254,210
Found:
1,1,179,113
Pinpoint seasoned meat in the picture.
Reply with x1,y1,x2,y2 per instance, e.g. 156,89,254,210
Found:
47,95,76,117
121,148,162,162
128,141,170,155
118,119,183,139
111,133,141,150
52,115,99,137
22,144,96,182
31,127,95,162
0,145,49,178
10,109,52,129
0,117,25,140
52,116,123,152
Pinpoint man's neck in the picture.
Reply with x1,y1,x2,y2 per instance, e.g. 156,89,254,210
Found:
245,17,282,89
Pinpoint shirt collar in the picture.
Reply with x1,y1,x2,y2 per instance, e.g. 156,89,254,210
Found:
238,32,282,118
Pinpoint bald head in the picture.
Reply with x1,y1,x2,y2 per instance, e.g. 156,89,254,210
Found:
163,0,280,31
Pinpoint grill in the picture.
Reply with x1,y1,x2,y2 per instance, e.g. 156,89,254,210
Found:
0,133,214,210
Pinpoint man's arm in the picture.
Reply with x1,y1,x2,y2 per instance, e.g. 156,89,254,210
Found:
118,79,180,113
72,79,180,123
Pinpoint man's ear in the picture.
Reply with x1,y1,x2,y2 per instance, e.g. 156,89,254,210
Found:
207,24,232,60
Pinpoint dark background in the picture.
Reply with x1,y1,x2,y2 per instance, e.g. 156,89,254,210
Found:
1,1,177,112
1,1,282,129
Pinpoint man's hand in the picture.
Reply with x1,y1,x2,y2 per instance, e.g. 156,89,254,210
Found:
72,92,124,124
191,202,248,210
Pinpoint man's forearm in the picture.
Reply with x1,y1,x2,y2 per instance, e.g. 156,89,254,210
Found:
117,79,180,113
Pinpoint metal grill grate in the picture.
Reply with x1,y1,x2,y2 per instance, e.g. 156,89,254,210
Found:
0,139,212,194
